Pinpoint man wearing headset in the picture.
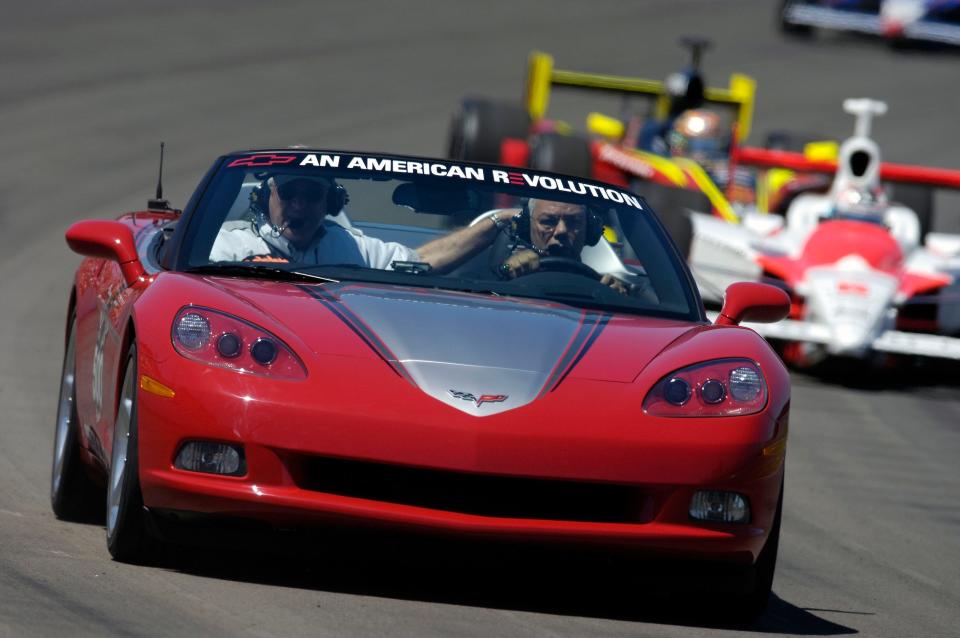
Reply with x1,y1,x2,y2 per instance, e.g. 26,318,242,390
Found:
497,198,630,294
210,174,518,273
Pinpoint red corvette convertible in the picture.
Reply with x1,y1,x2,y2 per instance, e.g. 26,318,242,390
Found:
52,149,790,617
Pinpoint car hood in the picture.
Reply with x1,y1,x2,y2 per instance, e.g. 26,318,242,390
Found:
203,278,698,416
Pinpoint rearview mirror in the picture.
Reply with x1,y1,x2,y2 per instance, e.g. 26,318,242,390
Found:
66,220,145,285
392,183,487,216
715,282,790,326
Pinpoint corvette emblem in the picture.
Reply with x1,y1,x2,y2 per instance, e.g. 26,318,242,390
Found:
448,390,508,407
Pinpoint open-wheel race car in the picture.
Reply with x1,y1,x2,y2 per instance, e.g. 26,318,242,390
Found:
52,147,792,619
444,41,814,255
689,99,960,367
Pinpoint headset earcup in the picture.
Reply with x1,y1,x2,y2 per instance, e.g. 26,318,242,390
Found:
250,179,270,216
328,183,347,213
514,200,531,240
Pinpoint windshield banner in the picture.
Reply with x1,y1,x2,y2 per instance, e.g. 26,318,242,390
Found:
228,152,645,210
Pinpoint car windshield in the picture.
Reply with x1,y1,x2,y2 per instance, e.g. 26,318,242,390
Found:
179,151,700,320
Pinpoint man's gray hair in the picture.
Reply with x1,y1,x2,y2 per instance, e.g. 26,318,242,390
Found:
526,198,585,216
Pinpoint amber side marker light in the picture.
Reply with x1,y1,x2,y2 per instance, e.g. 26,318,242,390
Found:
140,375,175,398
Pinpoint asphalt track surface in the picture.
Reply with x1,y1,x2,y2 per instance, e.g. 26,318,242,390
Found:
1,1,959,636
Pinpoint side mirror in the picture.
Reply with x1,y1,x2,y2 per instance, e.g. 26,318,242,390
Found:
715,282,790,326
66,220,146,286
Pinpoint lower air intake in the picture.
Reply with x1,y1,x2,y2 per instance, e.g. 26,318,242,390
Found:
296,455,649,524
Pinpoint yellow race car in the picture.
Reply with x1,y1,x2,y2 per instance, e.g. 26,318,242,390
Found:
446,38,836,254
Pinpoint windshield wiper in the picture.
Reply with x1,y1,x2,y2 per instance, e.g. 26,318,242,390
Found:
185,264,339,283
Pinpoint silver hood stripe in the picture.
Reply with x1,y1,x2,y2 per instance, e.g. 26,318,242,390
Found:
299,283,609,416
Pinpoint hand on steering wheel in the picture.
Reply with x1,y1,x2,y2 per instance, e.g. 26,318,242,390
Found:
498,249,600,280
536,256,601,279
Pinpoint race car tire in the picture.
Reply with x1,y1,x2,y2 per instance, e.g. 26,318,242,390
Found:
106,344,160,563
778,0,814,37
447,98,531,163
527,132,593,179
51,312,101,522
890,183,934,240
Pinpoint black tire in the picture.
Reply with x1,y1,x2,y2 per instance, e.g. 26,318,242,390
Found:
779,0,814,37
527,132,592,179
890,183,934,241
51,312,101,522
630,181,701,259
106,344,160,563
743,484,783,617
447,98,530,163
712,481,783,624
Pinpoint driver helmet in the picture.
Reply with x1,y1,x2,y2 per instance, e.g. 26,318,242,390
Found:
830,186,888,221
667,110,726,162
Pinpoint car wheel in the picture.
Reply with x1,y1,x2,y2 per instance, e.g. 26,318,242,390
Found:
744,484,782,616
106,344,159,563
447,98,530,163
890,183,934,242
527,132,593,178
715,480,783,624
51,312,101,521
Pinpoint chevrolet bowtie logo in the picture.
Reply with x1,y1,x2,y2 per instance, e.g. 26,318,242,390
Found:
448,390,508,407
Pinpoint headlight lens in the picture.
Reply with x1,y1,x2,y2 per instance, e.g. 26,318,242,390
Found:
175,313,210,350
643,358,767,417
171,306,306,380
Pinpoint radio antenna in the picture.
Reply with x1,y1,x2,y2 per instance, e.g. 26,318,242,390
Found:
147,142,175,212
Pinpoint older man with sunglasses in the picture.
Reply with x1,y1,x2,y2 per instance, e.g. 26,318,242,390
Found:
210,174,515,272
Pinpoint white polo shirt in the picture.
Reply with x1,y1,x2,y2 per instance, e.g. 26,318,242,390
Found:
210,220,419,270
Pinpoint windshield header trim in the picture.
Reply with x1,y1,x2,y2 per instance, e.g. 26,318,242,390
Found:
224,151,646,211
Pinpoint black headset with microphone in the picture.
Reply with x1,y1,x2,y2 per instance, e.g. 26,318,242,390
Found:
510,198,605,247
249,175,349,217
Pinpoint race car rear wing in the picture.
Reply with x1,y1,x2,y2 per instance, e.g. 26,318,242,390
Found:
733,146,960,190
524,51,757,143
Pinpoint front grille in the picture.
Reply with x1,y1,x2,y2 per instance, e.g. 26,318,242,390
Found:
295,455,648,524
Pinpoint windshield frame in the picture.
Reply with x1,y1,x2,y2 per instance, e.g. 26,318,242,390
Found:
169,149,706,322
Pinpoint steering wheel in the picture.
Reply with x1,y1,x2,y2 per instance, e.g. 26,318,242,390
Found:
534,256,601,280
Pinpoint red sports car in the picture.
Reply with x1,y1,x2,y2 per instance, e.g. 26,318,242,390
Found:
52,148,790,618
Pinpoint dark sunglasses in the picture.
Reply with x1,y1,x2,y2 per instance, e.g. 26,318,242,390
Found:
276,180,326,203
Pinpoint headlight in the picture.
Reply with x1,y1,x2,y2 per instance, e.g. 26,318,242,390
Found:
171,306,307,380
642,359,767,417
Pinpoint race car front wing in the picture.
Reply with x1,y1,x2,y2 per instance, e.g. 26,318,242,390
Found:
708,313,960,361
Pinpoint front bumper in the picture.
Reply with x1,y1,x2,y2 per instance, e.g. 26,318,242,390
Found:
136,360,786,563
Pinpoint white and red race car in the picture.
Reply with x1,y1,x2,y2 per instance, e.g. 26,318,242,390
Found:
780,1,960,48
691,98,960,365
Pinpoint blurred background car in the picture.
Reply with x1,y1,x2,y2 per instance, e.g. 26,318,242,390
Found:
689,98,960,367
779,0,960,48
